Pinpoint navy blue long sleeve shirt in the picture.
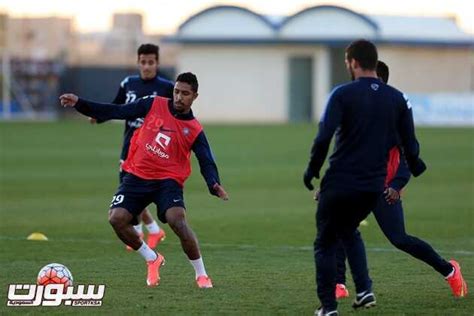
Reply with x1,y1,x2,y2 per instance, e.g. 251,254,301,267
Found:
75,97,221,195
307,77,426,192
389,150,411,191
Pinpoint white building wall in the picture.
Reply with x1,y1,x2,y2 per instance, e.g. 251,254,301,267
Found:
177,45,333,122
177,46,287,122
175,44,473,122
313,47,331,120
378,46,473,93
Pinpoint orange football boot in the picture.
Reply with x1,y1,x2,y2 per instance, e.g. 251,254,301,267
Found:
335,283,349,299
147,229,166,249
196,275,213,288
446,260,468,297
146,253,165,287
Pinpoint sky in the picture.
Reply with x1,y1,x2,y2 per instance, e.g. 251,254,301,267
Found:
0,0,473,35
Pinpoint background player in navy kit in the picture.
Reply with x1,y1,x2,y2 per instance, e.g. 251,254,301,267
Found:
303,40,427,316
333,61,467,301
92,43,173,250
60,72,228,289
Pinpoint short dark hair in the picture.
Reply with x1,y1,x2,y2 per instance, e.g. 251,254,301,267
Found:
137,43,159,60
376,60,389,84
176,72,199,93
345,39,378,70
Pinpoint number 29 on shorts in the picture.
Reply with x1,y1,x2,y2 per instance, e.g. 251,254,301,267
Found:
110,194,124,207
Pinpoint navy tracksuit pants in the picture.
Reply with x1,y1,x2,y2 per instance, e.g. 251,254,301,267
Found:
335,196,453,285
314,188,379,311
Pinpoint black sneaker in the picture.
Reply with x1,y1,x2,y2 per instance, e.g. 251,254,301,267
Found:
352,291,376,309
314,307,338,316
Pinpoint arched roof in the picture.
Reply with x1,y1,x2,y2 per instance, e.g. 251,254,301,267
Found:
177,5,276,39
165,5,473,46
278,5,378,39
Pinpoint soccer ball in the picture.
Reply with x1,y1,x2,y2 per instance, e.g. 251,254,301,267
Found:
37,263,73,287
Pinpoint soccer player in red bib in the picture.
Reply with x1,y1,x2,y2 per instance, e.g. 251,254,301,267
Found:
91,43,173,251
60,72,228,288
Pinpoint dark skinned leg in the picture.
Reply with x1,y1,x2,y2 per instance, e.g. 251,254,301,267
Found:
165,207,200,260
109,207,142,250
140,208,154,225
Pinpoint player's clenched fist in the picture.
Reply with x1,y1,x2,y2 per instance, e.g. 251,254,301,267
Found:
59,94,79,107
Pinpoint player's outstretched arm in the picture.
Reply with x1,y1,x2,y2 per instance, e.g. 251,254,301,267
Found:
90,84,127,125
59,95,153,122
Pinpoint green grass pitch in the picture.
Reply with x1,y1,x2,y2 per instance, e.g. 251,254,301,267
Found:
0,121,472,315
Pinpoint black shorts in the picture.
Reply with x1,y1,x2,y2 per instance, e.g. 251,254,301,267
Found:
119,160,126,183
110,172,185,224
119,170,126,184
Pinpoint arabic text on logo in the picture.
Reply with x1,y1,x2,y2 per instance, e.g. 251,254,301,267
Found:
7,284,105,307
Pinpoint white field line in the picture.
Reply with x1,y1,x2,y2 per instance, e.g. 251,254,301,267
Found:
0,236,473,256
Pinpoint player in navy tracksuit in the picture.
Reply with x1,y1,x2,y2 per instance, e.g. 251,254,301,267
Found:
93,44,174,250
303,40,428,316
333,61,466,302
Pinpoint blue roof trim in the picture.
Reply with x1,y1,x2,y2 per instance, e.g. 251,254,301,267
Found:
162,36,474,48
280,5,380,33
162,37,355,45
374,38,474,47
177,5,277,33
